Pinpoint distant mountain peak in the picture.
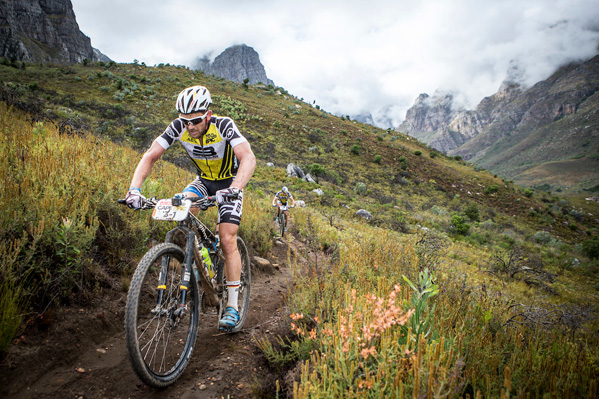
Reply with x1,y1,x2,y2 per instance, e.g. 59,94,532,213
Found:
193,44,274,86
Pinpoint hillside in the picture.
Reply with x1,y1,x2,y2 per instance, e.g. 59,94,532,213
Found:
2,59,599,397
0,59,594,238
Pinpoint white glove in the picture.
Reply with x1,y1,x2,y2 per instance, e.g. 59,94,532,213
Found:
215,187,240,204
125,188,145,209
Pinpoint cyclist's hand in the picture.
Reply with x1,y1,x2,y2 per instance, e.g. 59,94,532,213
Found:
125,189,145,209
216,187,240,204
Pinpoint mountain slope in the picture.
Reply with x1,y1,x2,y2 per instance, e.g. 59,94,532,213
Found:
398,54,599,192
1,59,595,244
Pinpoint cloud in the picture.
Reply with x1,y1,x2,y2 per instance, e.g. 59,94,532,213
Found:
71,0,599,126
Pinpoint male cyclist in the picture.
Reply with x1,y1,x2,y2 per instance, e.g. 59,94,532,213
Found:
125,85,256,331
272,186,295,227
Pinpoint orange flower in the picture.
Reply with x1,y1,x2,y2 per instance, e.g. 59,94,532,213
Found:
290,313,304,321
360,346,377,359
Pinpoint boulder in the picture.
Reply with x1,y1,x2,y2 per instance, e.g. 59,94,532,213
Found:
287,163,305,178
303,173,317,183
355,209,372,220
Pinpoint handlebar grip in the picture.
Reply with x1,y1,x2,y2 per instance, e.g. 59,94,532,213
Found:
118,199,126,205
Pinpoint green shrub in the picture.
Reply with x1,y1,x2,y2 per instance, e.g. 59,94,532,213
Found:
310,163,326,176
354,182,367,194
431,205,447,215
450,213,470,235
484,185,499,195
373,155,382,164
414,150,422,156
464,203,480,222
350,144,362,155
532,231,552,244
523,188,534,197
569,209,584,221
398,156,407,170
582,237,599,259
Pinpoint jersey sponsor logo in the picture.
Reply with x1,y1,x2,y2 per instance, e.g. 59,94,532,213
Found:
192,146,217,158
204,131,218,144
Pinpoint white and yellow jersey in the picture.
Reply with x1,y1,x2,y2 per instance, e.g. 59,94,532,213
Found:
157,115,249,180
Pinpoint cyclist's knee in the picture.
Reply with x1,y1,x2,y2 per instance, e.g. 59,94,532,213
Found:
219,226,238,253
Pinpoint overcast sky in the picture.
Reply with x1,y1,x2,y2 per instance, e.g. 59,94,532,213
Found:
70,0,599,127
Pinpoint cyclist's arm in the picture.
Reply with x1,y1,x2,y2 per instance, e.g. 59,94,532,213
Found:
272,196,278,206
290,196,296,207
230,141,256,190
129,140,166,189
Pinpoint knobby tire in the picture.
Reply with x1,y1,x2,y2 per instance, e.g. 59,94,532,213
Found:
124,243,199,388
279,213,286,237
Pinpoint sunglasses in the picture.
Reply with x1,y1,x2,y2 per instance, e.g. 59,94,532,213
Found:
179,113,208,126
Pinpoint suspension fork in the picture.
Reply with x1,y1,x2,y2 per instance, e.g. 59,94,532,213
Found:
155,226,194,312
178,230,196,308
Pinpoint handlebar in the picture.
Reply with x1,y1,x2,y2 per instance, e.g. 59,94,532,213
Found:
118,194,229,210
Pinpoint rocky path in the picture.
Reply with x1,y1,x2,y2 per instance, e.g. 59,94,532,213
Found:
0,236,301,399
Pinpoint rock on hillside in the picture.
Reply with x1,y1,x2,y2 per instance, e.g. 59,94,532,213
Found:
0,0,110,64
194,44,274,86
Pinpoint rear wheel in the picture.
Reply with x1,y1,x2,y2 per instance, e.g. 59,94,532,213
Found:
124,243,199,387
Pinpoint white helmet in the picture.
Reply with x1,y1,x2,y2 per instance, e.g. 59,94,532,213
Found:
176,86,212,114
282,186,288,193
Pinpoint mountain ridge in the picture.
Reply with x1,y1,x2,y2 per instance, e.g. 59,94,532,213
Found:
397,54,599,192
0,0,110,64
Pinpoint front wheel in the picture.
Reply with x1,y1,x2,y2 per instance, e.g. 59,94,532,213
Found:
124,243,199,388
279,212,286,237
217,237,251,332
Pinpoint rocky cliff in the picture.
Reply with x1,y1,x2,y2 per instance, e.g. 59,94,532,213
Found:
0,0,109,64
397,54,599,189
194,44,274,86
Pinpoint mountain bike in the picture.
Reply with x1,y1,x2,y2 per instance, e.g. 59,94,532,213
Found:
274,204,293,237
118,194,251,388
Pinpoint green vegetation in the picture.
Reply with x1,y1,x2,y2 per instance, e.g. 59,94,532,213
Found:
1,59,599,396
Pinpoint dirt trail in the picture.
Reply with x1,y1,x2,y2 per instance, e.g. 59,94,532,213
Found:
0,235,303,399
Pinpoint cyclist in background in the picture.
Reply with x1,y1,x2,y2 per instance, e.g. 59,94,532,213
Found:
272,186,295,225
124,85,256,331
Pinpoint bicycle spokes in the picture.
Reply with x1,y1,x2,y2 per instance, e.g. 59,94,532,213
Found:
125,244,199,386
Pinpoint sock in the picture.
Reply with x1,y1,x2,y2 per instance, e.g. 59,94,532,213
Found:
226,281,240,311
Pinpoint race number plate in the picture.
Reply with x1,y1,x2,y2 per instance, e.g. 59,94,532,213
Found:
152,199,191,221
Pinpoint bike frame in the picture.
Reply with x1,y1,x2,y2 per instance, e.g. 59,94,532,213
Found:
164,211,221,309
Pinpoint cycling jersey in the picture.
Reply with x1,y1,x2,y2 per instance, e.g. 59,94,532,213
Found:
157,115,249,181
275,191,293,205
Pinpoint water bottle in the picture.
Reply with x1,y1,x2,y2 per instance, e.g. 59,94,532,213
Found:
200,246,215,278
